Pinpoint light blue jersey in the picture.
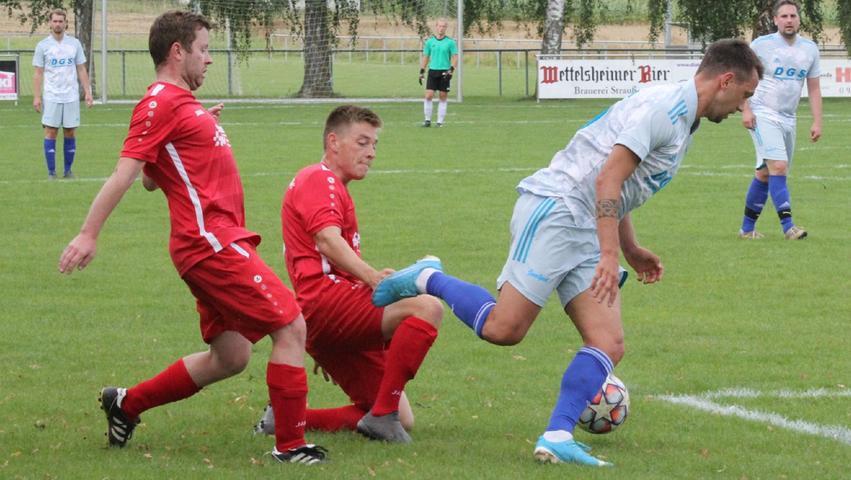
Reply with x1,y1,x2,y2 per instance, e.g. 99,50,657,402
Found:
748,32,820,124
33,34,86,103
517,79,699,228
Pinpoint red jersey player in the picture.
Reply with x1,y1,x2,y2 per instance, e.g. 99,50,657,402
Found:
256,105,443,443
58,10,327,465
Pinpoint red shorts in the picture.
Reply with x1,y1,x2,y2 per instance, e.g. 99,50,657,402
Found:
182,240,301,344
302,280,386,410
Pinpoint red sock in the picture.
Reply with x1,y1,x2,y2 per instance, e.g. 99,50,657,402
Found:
121,358,200,419
267,362,308,451
306,405,366,432
371,317,438,416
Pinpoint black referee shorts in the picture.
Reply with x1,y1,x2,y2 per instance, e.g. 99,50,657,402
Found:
426,69,452,92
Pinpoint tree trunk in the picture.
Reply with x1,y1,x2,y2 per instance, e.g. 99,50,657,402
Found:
541,0,566,55
73,0,96,98
298,0,334,98
752,0,776,38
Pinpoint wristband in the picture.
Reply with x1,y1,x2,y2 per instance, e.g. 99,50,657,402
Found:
420,68,425,75
449,66,455,73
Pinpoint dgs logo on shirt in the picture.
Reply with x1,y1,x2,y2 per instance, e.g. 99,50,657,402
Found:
773,66,807,79
49,57,74,66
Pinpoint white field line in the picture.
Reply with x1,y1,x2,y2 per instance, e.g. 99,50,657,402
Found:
4,164,851,186
655,390,851,446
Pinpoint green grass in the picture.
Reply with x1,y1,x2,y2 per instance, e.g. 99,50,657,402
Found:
0,97,849,479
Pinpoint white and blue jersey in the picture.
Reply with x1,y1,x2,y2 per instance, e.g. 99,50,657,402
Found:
748,32,820,124
33,34,86,103
517,78,699,228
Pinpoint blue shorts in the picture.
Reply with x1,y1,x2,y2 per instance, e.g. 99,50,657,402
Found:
496,192,624,308
749,116,795,169
42,99,81,129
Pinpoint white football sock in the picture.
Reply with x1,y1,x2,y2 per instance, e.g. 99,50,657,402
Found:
437,100,447,123
542,430,573,442
424,100,433,121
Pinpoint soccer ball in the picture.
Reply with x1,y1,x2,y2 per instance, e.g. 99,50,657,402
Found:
578,374,629,434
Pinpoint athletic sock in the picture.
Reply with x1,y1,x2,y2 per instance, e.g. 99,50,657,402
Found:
306,405,366,432
121,358,201,419
43,138,56,175
437,100,447,123
426,272,495,338
768,174,794,233
63,137,76,175
546,346,613,433
741,177,768,232
370,317,438,416
267,362,308,451
424,100,433,121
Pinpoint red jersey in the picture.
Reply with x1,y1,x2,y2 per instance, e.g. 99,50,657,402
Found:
121,82,258,275
282,163,361,309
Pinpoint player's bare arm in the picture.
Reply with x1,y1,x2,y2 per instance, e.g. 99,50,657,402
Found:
618,214,664,284
76,63,94,107
590,144,640,306
313,226,387,288
741,100,755,129
59,157,145,274
32,67,43,112
806,76,822,142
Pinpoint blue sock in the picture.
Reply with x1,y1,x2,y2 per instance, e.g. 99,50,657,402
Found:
426,272,495,338
768,175,794,233
63,137,76,175
44,138,56,174
741,177,768,232
546,346,612,433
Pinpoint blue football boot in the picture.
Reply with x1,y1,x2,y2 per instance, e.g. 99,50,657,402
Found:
533,436,613,467
372,256,442,307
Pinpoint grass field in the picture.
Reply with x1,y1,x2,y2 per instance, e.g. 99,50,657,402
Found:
0,95,849,479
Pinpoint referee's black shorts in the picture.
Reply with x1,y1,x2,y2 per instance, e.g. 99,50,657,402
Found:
426,69,452,92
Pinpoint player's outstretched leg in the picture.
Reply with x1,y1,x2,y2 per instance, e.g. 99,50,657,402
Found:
372,256,442,307
356,411,412,443
534,436,612,467
99,387,140,448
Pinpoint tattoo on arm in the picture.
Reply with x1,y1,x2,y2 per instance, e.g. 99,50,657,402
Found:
596,198,620,219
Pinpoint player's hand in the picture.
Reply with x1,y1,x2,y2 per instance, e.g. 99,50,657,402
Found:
419,68,425,86
85,92,94,108
312,361,337,385
33,97,42,113
58,233,97,274
623,246,664,285
590,254,621,307
443,67,454,80
742,110,755,129
208,103,224,121
810,123,822,142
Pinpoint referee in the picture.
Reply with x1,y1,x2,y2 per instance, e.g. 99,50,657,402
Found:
419,19,458,127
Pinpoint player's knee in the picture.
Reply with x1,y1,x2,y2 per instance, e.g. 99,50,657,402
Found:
216,346,251,376
481,321,527,346
411,295,443,327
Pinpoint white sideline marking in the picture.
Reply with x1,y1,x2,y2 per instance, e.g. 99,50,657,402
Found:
4,165,851,185
656,391,851,446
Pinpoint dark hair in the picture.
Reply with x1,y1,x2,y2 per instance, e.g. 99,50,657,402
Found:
773,0,800,16
696,38,764,82
148,10,211,69
323,105,383,149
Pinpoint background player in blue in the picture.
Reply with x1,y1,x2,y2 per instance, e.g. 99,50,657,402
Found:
418,19,457,127
738,0,821,240
374,39,762,467
33,9,93,179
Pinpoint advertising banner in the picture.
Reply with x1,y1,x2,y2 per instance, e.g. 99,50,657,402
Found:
0,58,18,101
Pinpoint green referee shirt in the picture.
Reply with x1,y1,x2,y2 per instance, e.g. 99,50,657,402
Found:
423,36,458,70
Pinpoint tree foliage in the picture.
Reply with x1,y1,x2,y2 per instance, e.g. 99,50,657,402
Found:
840,0,851,54
647,0,837,51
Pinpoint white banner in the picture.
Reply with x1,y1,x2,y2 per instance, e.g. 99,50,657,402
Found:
538,56,851,99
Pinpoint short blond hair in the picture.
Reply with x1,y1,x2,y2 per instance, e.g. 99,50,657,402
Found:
49,9,67,22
